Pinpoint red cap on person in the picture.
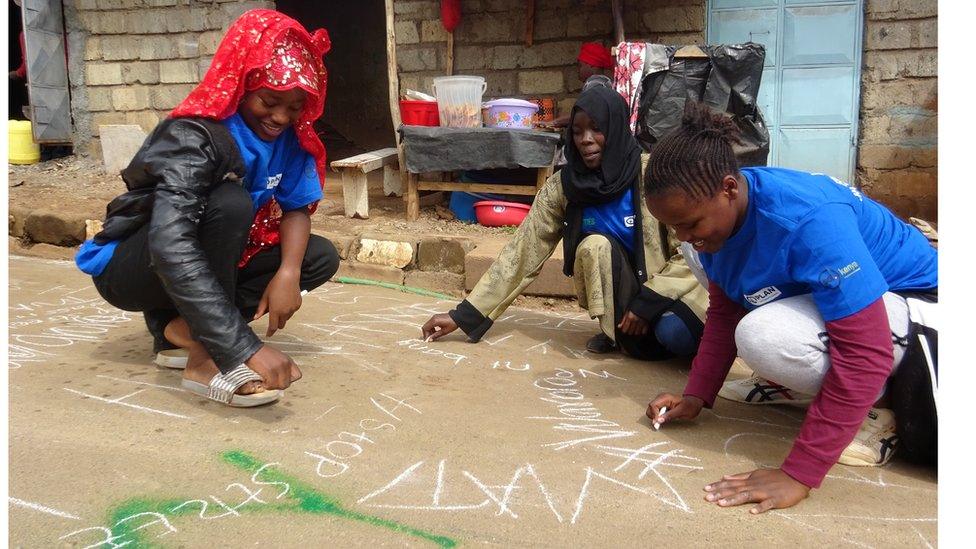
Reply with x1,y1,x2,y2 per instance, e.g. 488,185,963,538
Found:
577,42,615,69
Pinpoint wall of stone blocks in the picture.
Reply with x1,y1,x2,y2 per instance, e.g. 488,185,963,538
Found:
393,0,705,120
395,0,938,220
67,0,274,153
66,1,936,219
857,0,937,220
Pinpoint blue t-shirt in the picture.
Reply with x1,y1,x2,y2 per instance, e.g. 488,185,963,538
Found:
75,114,322,276
582,188,636,255
222,112,322,214
699,167,937,321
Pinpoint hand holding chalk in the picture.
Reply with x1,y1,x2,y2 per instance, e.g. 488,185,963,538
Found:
420,313,458,343
646,393,705,429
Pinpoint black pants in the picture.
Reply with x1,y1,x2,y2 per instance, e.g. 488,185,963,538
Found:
94,183,339,353
607,238,704,361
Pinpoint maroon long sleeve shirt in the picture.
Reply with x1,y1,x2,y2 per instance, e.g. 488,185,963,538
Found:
684,282,894,488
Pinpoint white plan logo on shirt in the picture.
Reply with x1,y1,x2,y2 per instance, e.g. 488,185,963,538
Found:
266,173,283,189
744,286,782,306
623,215,635,228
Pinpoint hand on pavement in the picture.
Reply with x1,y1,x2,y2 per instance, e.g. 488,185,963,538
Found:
704,468,811,514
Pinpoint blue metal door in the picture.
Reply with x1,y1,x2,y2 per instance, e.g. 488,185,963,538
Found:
708,0,863,183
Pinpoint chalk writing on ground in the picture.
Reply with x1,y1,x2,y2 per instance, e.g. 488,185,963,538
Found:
357,451,702,525
395,339,468,366
529,368,635,451
305,392,422,479
8,497,81,521
63,374,196,420
58,450,457,548
8,285,135,369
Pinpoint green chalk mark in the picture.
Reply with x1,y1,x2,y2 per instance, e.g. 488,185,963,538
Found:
101,450,457,548
220,450,457,548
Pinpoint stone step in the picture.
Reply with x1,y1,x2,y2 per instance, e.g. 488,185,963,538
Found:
464,238,576,298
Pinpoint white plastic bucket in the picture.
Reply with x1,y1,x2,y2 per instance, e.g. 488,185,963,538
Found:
432,75,486,128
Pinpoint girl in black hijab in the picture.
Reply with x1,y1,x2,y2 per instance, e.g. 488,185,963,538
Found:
420,83,707,361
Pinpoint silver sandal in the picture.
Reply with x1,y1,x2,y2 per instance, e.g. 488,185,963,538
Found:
181,364,282,407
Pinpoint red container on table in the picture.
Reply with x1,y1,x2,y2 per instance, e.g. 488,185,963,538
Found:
400,100,440,126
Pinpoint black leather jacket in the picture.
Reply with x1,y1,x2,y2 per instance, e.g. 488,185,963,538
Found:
94,117,263,373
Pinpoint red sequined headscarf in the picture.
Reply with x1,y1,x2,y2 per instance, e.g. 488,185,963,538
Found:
171,9,331,266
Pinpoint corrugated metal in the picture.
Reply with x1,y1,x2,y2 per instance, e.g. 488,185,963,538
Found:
22,0,73,144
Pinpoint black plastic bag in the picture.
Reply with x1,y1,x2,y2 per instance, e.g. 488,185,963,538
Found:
636,43,770,167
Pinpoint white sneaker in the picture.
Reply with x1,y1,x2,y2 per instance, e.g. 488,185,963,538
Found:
718,374,814,405
838,408,899,467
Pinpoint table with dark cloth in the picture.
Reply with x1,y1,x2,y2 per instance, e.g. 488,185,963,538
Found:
398,126,561,220
400,125,561,172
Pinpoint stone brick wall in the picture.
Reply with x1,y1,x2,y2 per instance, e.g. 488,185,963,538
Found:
858,0,937,220
395,0,937,220
66,1,936,219
67,0,273,153
393,0,705,119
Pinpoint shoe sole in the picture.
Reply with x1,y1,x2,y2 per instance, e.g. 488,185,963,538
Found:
838,446,896,467
716,389,812,407
585,345,617,354
155,350,188,370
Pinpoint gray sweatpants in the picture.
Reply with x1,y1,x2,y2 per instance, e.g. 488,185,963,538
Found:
734,293,910,396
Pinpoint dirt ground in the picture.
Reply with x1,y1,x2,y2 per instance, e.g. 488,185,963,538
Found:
8,154,579,314
7,154,520,240
8,255,938,547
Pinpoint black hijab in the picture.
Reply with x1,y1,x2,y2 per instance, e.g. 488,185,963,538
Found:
560,85,647,281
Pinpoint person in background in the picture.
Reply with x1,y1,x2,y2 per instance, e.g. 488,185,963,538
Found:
542,41,617,130
421,85,706,362
8,0,29,121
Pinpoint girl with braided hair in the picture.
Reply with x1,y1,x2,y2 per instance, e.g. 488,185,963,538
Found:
644,100,937,512
75,10,339,407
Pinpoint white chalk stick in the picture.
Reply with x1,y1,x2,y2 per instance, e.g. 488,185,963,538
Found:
424,326,441,343
653,406,668,430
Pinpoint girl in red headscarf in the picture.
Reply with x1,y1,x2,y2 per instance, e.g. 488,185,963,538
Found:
75,9,338,407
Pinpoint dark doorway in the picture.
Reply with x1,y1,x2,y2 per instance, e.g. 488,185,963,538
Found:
276,1,395,161
9,0,29,120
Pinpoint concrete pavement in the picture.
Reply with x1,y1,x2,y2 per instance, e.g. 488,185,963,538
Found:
7,255,937,547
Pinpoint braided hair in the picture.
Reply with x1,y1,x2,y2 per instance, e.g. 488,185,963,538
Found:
644,101,743,200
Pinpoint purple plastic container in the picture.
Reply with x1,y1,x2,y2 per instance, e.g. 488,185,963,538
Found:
483,99,539,130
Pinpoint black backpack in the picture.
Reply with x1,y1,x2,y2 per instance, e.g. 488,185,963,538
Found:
889,292,938,466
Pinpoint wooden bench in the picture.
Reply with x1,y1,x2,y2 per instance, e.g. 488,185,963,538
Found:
330,147,401,219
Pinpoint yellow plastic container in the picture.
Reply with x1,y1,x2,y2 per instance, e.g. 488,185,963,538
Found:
9,120,40,165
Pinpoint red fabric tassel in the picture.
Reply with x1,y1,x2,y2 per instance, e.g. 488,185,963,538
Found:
441,0,461,32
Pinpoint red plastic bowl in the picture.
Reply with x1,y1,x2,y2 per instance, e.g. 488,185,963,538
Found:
473,200,531,227
400,100,440,126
